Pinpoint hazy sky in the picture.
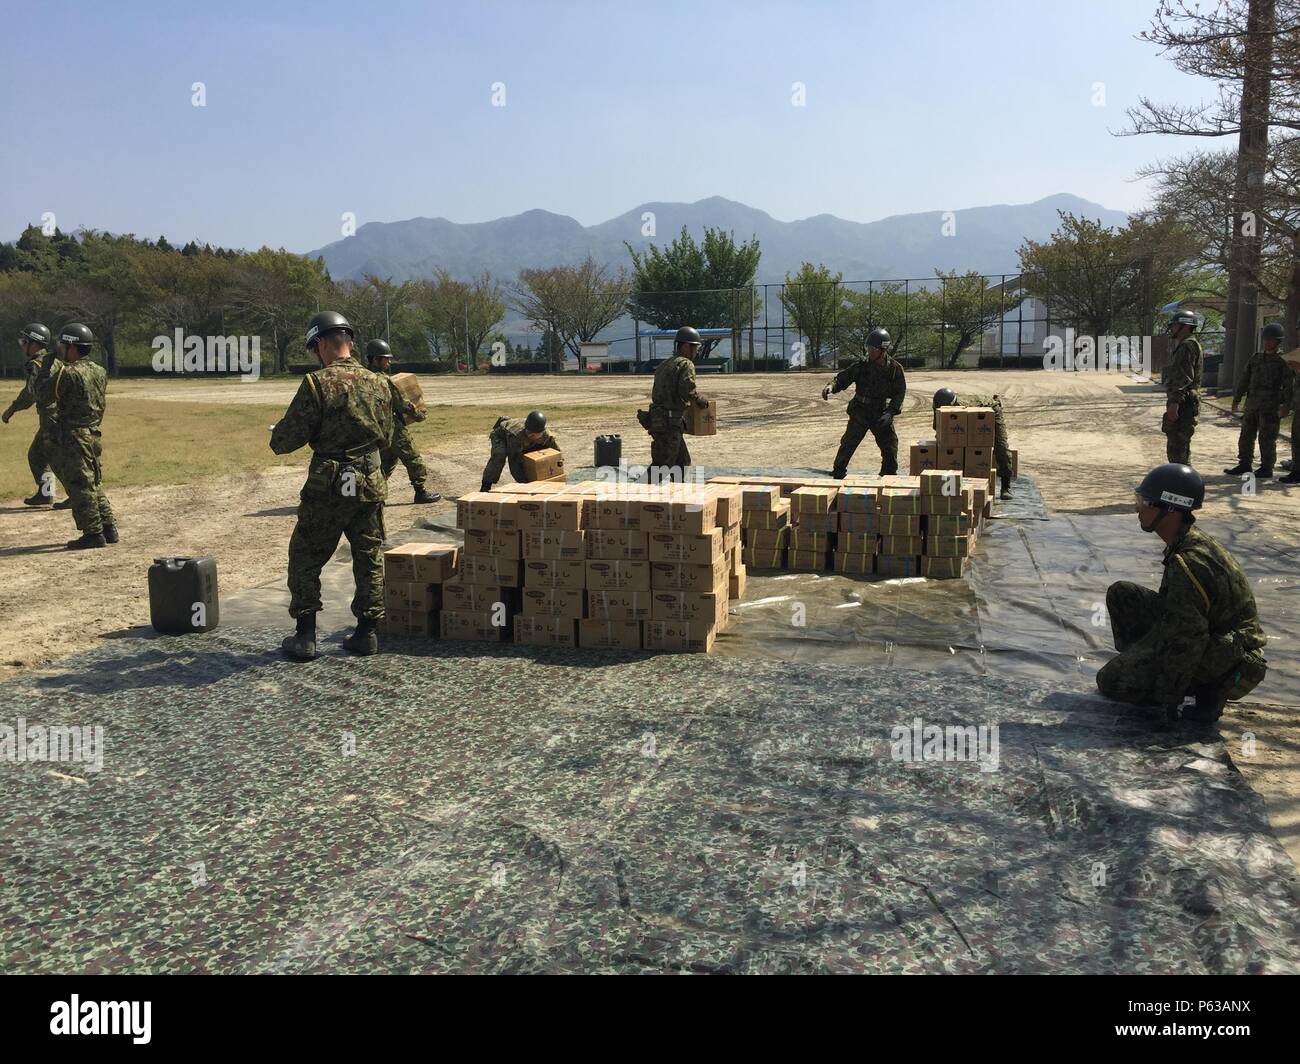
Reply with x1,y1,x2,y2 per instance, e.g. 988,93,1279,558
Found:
1,0,1213,253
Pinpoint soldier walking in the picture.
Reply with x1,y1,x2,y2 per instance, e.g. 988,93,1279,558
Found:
1161,309,1203,464
364,339,440,503
1096,463,1267,725
643,325,709,478
932,387,1015,499
1282,350,1300,485
479,411,558,492
1,323,67,507
822,327,906,477
272,312,395,661
1225,322,1292,480
33,323,117,549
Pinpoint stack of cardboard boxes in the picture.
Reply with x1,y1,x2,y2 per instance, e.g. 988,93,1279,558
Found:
381,542,459,635
910,405,1018,480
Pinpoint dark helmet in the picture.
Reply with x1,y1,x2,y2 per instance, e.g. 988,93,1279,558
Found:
1167,309,1198,331
524,410,547,434
1262,322,1285,341
674,326,702,348
932,387,957,409
19,323,50,348
58,322,94,349
1136,463,1204,513
867,327,891,350
305,310,354,350
365,338,392,362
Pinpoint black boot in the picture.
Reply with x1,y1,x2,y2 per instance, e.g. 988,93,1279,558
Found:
1182,686,1226,725
281,614,317,661
1280,470,1300,484
66,531,106,550
22,491,49,506
999,473,1013,500
1254,466,1273,480
343,618,379,656
52,498,72,510
102,525,119,544
412,486,441,504
1223,462,1251,476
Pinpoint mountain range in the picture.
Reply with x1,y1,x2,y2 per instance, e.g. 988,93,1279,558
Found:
308,193,1130,286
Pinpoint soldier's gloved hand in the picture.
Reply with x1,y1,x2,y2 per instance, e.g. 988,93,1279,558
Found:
0,410,10,424
821,385,832,401
694,396,709,409
876,411,894,428
412,408,428,422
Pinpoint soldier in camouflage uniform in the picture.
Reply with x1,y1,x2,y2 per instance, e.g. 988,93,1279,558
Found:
272,312,395,660
1097,463,1267,725
1282,347,1300,484
479,410,558,492
1,323,66,506
33,323,118,550
364,339,439,504
823,327,906,476
1161,309,1202,465
1225,322,1292,480
932,387,1015,499
642,325,709,476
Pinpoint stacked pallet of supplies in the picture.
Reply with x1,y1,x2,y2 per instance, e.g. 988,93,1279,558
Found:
910,406,1017,511
380,542,459,635
445,492,524,640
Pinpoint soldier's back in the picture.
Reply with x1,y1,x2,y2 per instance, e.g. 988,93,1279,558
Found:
310,360,393,458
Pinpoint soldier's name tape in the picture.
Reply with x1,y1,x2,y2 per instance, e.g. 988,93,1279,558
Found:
1160,490,1195,507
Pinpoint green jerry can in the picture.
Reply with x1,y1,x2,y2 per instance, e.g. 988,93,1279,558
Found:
148,556,220,634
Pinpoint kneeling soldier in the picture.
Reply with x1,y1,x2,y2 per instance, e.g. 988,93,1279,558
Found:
480,410,557,492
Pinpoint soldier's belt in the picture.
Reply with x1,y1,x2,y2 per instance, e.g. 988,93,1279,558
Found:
312,449,380,474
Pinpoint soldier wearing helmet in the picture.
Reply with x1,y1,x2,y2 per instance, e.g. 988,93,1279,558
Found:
271,311,396,660
364,339,439,504
2,322,67,506
642,326,709,478
1096,463,1267,724
1161,309,1203,464
821,326,906,477
480,409,558,492
1225,322,1291,480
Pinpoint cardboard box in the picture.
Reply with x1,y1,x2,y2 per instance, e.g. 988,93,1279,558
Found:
522,558,586,590
684,399,718,436
919,469,963,495
462,529,522,559
587,589,652,621
578,619,642,650
585,529,648,560
442,580,515,612
877,489,923,515
747,526,790,550
639,496,717,535
722,523,740,555
520,448,565,483
922,556,966,579
921,493,966,516
462,556,524,587
742,485,782,511
789,529,832,553
502,480,571,495
741,506,791,530
879,535,924,556
457,492,520,531
515,494,582,532
586,495,641,531
586,559,651,592
384,580,442,612
927,514,974,536
650,589,728,626
644,620,716,653
741,546,786,570
859,514,921,536
728,566,747,600
728,545,742,575
791,512,838,533
876,555,921,578
938,447,963,472
520,586,585,619
647,529,724,564
440,609,510,642
836,487,878,514
523,529,585,561
963,448,993,478
390,372,426,423
909,442,939,476
832,552,874,575
966,407,996,446
926,535,972,558
383,542,459,582
650,556,729,592
936,407,968,447
707,485,743,526
382,608,436,636
513,614,578,648
790,486,838,514
837,532,878,554
788,549,827,571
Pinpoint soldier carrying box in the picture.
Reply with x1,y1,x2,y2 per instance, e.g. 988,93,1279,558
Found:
480,410,558,492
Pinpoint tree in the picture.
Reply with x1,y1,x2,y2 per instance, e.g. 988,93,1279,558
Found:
837,281,940,363
413,271,505,371
625,226,761,356
512,258,630,370
55,231,154,375
227,248,330,373
932,270,1021,368
779,263,841,368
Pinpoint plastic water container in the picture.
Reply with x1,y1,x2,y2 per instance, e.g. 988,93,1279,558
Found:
595,434,622,469
148,557,220,634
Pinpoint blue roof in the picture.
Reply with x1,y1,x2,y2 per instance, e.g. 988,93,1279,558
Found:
638,328,732,337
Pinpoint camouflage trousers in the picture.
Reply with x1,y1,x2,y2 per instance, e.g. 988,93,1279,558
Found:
1161,400,1198,465
1238,407,1281,469
48,427,114,534
990,400,1013,479
833,410,898,476
287,495,386,621
649,423,691,471
380,420,428,488
27,425,57,493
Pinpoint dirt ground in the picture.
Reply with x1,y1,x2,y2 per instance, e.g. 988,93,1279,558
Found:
3,368,1299,866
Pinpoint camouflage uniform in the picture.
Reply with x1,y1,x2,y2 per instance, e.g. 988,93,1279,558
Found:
829,352,907,475
3,353,60,494
960,393,1013,479
379,376,430,491
647,354,700,469
271,359,395,621
1232,349,1292,471
1097,524,1267,708
1290,371,1300,470
1162,336,1202,464
33,355,114,534
481,417,559,488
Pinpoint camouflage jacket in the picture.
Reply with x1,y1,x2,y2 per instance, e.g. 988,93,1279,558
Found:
4,355,58,432
1129,525,1266,705
649,355,700,418
831,353,906,417
34,355,107,432
482,416,558,487
271,357,395,503
1233,350,1292,411
1163,337,1202,405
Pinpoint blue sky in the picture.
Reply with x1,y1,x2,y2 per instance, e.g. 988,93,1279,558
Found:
0,0,1214,252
